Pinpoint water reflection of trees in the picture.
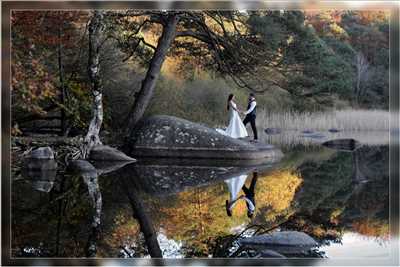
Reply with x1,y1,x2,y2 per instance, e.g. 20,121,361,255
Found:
12,145,389,258
118,173,162,257
283,145,389,244
12,173,94,257
141,169,303,257
98,145,389,257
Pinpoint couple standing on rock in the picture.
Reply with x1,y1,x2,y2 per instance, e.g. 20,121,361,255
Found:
218,93,258,142
218,93,259,218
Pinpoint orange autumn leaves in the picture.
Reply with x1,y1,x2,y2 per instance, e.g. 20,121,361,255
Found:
11,11,87,116
254,170,303,223
149,169,303,254
12,59,56,115
352,218,389,240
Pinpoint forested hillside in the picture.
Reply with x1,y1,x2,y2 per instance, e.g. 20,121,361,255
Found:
11,10,389,136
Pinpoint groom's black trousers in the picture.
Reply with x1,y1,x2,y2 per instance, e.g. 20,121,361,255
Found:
243,115,258,140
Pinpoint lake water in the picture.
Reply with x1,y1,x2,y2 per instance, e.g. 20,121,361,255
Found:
11,131,394,262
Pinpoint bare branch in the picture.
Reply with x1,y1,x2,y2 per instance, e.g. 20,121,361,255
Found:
139,37,156,50
176,30,212,44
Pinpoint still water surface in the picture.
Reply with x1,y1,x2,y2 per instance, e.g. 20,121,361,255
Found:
11,131,391,259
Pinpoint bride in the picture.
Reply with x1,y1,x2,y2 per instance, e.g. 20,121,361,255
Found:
217,94,248,139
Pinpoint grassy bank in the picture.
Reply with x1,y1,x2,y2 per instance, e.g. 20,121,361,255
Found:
258,109,390,131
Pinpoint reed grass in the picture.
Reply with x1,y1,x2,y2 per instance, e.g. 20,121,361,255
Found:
259,109,390,131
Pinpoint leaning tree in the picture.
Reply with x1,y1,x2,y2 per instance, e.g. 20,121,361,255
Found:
106,10,296,135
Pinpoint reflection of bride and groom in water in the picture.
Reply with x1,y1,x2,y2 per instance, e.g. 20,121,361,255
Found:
225,171,258,218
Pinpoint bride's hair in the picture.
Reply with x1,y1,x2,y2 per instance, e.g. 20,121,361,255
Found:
227,94,234,110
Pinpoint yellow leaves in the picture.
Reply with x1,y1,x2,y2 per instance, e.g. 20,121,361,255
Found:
287,35,294,45
312,226,326,238
12,54,57,115
229,199,249,217
329,207,345,223
151,183,249,255
104,211,140,249
28,84,35,91
11,124,22,136
143,169,304,256
42,83,55,97
255,170,303,222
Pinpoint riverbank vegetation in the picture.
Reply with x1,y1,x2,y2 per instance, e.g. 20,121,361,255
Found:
11,10,389,140
258,109,389,131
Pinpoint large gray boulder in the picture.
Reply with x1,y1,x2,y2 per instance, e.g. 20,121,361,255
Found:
89,145,136,162
115,157,279,196
128,115,283,160
239,231,318,254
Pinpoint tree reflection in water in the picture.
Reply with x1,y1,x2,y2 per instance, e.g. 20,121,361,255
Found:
81,166,102,257
11,145,390,259
118,170,163,257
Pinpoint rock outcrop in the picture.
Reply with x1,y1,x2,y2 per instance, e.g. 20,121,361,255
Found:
114,157,279,196
127,115,283,160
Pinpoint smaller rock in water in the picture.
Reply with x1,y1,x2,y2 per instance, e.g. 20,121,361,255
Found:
89,145,136,161
31,181,54,193
23,159,58,171
301,130,314,134
239,231,318,248
22,159,57,193
322,138,360,151
265,128,282,135
328,128,341,133
25,146,54,159
300,133,325,139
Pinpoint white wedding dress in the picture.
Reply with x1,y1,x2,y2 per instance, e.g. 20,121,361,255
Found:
217,101,248,139
224,174,256,212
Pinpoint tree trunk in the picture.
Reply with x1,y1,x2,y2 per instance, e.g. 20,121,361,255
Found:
126,14,179,135
83,11,104,158
355,52,369,106
356,68,361,104
58,23,67,136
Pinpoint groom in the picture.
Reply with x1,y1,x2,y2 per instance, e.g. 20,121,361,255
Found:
242,93,258,142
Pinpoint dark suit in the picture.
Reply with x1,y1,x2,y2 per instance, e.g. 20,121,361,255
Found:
242,172,258,211
243,100,258,140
